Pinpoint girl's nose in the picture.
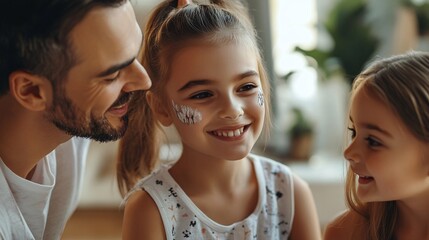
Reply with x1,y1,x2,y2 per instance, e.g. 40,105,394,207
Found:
219,96,244,120
343,140,360,163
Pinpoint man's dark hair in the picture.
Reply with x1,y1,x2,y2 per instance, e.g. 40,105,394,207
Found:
0,0,127,95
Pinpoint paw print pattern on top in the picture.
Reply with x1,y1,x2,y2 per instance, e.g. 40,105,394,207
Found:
129,154,294,240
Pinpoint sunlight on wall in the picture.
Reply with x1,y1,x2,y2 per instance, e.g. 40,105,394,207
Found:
271,0,318,77
267,2,348,228
289,66,318,101
267,0,349,158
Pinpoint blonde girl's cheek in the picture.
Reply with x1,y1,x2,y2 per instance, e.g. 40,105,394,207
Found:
257,89,264,107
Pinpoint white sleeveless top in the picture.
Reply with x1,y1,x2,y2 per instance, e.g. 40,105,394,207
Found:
126,154,294,240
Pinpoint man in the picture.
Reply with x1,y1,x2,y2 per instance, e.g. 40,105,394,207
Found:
0,0,151,239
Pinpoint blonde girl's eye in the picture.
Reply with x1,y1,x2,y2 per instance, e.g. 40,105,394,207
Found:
238,83,258,92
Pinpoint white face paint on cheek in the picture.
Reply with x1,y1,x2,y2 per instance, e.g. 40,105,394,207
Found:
257,89,264,107
172,100,203,125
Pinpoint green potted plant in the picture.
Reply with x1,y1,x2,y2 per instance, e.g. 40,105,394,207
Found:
295,0,379,84
288,107,314,160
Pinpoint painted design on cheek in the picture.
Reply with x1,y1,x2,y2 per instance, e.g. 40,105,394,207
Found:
172,100,202,125
257,89,264,107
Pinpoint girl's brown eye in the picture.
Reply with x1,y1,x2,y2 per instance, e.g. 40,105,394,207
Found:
238,84,257,92
190,91,213,99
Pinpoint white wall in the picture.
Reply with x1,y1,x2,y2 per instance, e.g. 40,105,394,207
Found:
132,0,161,28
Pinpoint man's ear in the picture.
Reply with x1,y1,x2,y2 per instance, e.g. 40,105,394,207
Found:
8,71,52,111
146,91,173,126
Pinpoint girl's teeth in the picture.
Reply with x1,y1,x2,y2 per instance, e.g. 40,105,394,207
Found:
215,127,244,137
234,129,240,136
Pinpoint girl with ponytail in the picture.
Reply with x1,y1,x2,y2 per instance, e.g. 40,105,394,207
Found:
118,0,321,239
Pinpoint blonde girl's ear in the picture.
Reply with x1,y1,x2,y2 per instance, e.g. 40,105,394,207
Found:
8,70,52,111
146,91,173,126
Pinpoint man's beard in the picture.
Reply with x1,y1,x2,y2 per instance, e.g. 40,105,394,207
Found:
45,90,133,142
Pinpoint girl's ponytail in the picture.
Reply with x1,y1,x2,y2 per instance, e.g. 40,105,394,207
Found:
116,0,177,197
117,91,160,197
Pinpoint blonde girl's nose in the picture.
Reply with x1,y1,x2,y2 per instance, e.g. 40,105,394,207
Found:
219,96,244,120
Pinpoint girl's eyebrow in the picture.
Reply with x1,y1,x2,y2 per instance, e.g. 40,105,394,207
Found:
362,123,392,138
178,79,213,92
350,116,392,138
178,70,259,92
240,70,259,79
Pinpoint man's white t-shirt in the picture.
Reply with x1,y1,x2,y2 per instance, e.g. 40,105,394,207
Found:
0,137,90,240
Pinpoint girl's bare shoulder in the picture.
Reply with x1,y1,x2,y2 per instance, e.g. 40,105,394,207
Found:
323,209,367,240
122,190,166,240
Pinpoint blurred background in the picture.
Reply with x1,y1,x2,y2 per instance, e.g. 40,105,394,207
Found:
62,0,429,239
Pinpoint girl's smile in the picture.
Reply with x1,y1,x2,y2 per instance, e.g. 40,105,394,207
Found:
357,174,374,185
350,167,375,185
208,124,251,140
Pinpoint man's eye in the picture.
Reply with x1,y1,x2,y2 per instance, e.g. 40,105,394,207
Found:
105,72,120,82
190,91,213,99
